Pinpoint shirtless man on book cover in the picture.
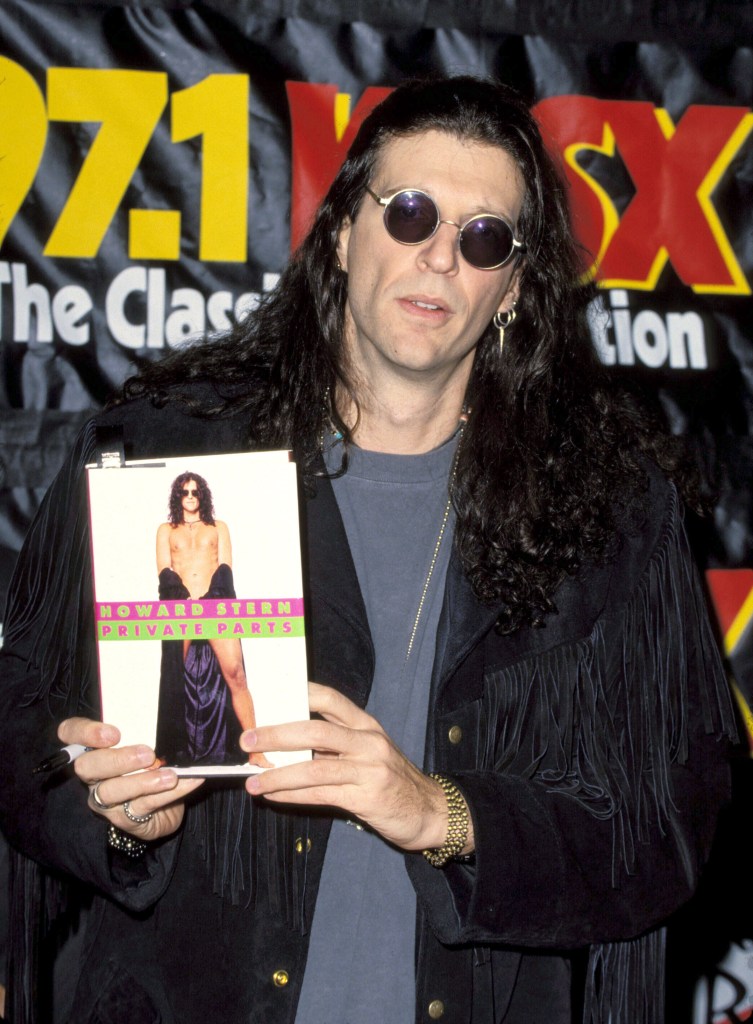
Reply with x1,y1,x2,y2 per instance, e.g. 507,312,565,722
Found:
156,471,272,768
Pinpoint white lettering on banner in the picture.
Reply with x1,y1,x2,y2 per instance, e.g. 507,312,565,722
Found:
51,286,93,345
206,291,233,332
12,263,713,369
0,262,9,321
590,289,708,370
104,267,281,349
105,266,147,349
166,288,205,346
0,262,93,344
12,262,53,342
0,262,280,349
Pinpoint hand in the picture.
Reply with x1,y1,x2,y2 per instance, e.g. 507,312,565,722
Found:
241,682,474,854
58,718,204,842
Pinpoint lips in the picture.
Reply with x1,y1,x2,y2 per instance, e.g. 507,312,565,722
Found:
398,294,452,319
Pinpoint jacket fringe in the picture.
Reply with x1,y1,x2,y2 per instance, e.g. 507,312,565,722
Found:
4,423,100,1024
3,419,99,714
584,929,666,1024
187,787,300,927
6,849,77,1024
480,488,735,1022
483,488,734,881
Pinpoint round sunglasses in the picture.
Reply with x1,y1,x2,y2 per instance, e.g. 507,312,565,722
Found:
365,186,525,270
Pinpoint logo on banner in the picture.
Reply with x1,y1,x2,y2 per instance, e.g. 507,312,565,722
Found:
1,58,751,361
286,86,752,374
706,568,753,750
0,59,249,262
694,939,753,1023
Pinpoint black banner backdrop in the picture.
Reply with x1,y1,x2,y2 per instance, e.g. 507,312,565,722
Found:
1,2,753,1019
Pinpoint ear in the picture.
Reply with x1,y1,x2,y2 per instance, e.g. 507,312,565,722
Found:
496,267,521,317
336,217,352,272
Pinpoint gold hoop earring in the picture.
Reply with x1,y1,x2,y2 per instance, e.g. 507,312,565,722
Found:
493,309,516,353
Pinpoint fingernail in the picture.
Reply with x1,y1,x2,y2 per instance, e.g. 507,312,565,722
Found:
156,769,177,787
246,775,261,794
240,730,257,751
99,725,119,744
135,746,155,765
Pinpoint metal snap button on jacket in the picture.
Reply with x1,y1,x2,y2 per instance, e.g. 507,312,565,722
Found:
448,725,463,744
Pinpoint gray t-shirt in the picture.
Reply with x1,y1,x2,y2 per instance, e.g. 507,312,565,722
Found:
294,435,458,1023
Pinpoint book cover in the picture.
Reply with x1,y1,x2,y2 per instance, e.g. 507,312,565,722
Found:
86,450,310,775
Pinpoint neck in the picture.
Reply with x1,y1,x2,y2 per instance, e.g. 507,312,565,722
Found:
183,514,201,525
336,379,467,455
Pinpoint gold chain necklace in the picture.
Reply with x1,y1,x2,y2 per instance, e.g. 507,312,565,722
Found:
405,423,463,661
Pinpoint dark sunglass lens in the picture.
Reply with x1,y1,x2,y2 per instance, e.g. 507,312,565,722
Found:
461,216,514,269
384,191,438,244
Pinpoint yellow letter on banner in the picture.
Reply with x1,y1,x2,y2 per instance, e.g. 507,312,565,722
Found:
0,57,47,250
171,75,249,263
44,69,167,259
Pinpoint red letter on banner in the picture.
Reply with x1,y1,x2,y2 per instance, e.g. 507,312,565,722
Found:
286,82,392,252
535,96,752,294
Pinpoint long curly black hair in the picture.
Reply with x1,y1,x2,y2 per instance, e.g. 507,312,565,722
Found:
121,76,691,633
167,472,215,527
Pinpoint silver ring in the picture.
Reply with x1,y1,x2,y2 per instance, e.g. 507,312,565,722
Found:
122,801,153,825
91,781,116,811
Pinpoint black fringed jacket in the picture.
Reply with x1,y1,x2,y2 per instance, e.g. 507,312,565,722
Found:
0,388,735,1024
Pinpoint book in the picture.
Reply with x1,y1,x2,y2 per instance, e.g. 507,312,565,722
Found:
86,450,310,775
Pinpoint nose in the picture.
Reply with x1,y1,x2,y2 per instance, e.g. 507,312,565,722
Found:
417,220,460,274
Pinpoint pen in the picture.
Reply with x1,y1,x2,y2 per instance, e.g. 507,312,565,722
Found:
33,744,91,774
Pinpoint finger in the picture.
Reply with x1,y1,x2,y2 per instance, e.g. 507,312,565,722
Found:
87,765,184,814
307,683,380,731
57,717,120,748
75,743,158,785
245,756,359,805
251,785,351,809
110,776,205,826
241,717,368,758
102,776,205,843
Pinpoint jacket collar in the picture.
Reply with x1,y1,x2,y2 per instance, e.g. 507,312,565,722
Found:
302,469,374,708
430,548,501,712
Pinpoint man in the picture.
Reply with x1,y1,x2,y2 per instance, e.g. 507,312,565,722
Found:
155,472,271,767
157,474,228,607
0,77,735,1024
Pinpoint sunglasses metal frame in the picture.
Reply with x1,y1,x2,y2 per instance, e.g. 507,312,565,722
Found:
365,186,525,270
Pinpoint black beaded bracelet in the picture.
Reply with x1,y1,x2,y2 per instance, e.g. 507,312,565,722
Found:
107,824,147,860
